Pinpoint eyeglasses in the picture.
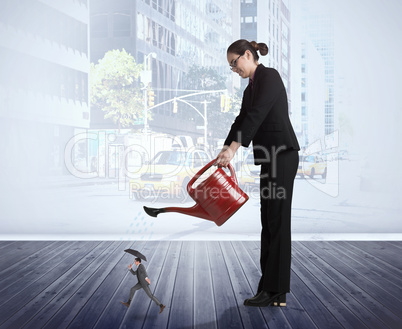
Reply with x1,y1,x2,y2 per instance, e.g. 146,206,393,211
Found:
230,55,242,71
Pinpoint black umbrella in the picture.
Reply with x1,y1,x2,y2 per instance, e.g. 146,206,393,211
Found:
124,249,147,261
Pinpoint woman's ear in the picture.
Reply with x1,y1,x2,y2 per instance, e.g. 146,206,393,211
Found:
244,49,251,60
245,49,255,61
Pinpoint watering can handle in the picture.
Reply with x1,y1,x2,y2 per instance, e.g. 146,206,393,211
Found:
187,159,237,194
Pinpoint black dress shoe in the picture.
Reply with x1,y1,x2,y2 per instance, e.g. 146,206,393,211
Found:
244,291,286,307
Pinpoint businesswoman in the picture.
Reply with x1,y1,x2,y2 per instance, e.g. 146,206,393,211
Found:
215,39,300,307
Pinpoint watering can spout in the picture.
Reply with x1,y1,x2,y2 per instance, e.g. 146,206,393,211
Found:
143,206,165,218
144,204,211,220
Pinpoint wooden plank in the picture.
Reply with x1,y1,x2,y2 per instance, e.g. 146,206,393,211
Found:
0,241,55,269
36,241,131,329
326,241,402,297
66,241,147,329
0,241,17,250
139,241,182,329
0,241,36,261
166,241,194,329
388,241,402,249
220,241,268,329
0,240,399,329
90,240,160,329
245,241,331,329
301,241,402,316
234,241,293,329
20,241,120,328
0,241,48,260
336,241,402,285
371,241,402,255
0,241,68,287
295,242,401,328
206,241,243,328
120,241,173,329
0,241,109,328
94,241,169,329
0,241,99,324
292,244,388,328
193,241,217,329
292,251,368,328
289,269,343,328
0,241,90,309
347,241,402,270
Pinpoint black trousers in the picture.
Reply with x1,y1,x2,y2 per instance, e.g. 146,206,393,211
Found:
257,149,298,293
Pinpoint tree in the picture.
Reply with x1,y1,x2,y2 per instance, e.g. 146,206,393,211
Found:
90,49,144,132
182,65,242,141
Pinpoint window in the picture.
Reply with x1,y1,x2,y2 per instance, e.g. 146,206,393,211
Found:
282,21,289,39
137,13,144,40
92,14,108,38
113,12,130,37
282,41,288,57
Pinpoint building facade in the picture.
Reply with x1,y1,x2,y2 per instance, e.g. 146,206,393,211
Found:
90,0,233,138
239,0,291,107
300,39,326,146
301,0,336,136
0,0,90,177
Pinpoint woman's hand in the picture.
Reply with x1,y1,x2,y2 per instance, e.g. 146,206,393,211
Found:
215,142,241,168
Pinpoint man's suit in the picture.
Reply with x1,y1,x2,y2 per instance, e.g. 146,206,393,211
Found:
129,263,162,306
225,64,299,293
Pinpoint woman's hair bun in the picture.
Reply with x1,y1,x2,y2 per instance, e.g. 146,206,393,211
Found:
250,41,269,56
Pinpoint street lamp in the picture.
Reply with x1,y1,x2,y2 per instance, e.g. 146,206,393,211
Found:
174,98,210,148
140,52,157,133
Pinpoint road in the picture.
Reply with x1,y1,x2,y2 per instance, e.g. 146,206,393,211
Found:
1,160,401,240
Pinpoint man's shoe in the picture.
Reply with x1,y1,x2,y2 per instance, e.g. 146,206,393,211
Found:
159,304,165,314
244,291,285,307
121,301,130,308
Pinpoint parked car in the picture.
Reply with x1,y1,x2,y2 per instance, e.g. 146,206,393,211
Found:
298,155,327,178
236,151,260,189
130,149,211,200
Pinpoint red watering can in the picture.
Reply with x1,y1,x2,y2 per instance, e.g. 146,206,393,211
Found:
143,159,249,226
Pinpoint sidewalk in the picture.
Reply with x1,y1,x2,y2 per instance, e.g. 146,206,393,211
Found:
36,174,121,189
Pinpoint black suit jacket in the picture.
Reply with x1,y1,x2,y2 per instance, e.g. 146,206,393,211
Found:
130,263,149,287
224,64,300,165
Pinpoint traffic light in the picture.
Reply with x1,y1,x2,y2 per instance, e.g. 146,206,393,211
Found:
224,96,231,112
221,94,231,112
220,94,225,111
148,90,155,107
173,98,178,113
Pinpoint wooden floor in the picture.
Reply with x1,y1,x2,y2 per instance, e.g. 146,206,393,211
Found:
0,241,401,329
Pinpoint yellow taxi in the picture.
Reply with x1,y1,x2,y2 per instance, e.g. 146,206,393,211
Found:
130,149,211,200
236,151,260,189
298,155,327,179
